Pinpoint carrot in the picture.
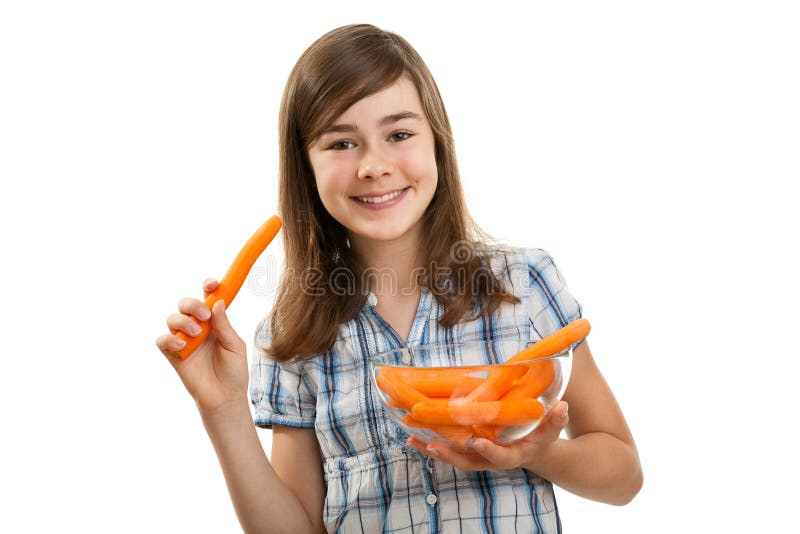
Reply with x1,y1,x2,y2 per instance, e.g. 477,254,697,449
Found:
175,215,283,359
463,319,590,401
390,367,486,398
411,397,545,426
468,360,555,439
506,318,591,363
470,425,502,441
463,364,527,403
402,415,476,451
376,368,430,410
502,360,556,400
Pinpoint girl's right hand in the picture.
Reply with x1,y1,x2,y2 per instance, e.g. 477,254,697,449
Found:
155,278,249,416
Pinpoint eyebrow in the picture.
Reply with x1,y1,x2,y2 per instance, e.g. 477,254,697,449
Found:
321,111,422,135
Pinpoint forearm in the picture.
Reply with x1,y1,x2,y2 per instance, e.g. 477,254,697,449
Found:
200,403,319,534
524,432,643,505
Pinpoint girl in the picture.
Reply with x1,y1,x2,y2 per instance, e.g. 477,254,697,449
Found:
156,23,642,533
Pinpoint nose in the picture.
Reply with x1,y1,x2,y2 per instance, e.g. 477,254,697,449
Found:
357,144,393,180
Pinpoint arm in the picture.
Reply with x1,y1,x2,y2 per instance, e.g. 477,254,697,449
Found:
519,341,642,505
157,278,326,533
407,341,643,505
202,408,326,534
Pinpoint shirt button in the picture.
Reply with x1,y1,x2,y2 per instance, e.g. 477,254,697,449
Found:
426,493,438,506
367,292,378,306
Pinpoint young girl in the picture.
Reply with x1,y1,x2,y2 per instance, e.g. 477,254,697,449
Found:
156,24,642,533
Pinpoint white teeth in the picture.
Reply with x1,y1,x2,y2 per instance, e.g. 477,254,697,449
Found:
357,188,405,204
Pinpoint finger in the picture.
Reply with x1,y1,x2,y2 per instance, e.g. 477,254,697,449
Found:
425,441,495,472
177,297,212,322
166,313,204,337
155,333,187,356
532,401,569,441
209,300,244,354
406,436,429,455
471,438,522,470
203,278,219,298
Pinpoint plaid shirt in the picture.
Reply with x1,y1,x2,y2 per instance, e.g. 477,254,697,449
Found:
250,246,582,533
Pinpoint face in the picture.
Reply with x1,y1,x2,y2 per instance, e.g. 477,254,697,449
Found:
307,76,438,254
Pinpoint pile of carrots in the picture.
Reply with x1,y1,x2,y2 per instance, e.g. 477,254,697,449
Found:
375,319,590,450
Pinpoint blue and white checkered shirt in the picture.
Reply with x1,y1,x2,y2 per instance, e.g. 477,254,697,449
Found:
250,246,582,533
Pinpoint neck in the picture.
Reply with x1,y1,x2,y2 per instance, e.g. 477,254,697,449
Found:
349,228,424,299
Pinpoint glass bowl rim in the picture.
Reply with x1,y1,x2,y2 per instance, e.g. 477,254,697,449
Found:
367,341,572,368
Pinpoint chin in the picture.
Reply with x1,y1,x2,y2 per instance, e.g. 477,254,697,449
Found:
352,221,416,243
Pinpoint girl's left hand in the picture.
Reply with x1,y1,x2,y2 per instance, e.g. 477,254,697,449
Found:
406,401,569,472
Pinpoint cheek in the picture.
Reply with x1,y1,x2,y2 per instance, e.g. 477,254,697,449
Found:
313,166,352,209
399,149,438,184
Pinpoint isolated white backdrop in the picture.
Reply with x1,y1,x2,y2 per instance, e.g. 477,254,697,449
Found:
1,1,798,532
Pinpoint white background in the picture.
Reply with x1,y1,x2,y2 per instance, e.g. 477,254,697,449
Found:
1,1,798,532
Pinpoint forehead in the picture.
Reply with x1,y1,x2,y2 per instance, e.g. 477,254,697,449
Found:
334,76,424,123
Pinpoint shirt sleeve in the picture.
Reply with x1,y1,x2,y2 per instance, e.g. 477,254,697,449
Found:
248,317,316,429
524,248,585,350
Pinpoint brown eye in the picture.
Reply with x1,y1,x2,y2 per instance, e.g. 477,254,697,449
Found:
329,140,356,151
390,131,413,142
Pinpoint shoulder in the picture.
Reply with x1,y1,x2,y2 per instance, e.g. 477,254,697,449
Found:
254,314,272,351
483,242,581,314
477,243,560,295
477,243,555,270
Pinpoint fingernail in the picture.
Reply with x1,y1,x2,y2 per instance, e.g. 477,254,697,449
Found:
427,445,440,458
561,402,569,418
189,323,202,336
197,306,211,321
175,338,186,349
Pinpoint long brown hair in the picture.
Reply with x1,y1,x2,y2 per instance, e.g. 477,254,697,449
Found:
268,24,519,361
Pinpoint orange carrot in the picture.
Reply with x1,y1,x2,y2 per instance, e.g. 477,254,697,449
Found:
376,368,430,410
469,360,555,439
502,360,556,400
391,367,485,398
402,415,476,451
463,319,590,401
470,425,502,441
175,215,282,359
463,364,527,403
506,318,591,363
411,397,545,426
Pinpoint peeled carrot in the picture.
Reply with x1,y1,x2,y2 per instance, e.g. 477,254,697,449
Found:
411,397,545,426
470,425,502,441
175,215,283,359
506,318,591,364
389,367,486,398
464,319,590,401
376,368,430,410
401,415,475,450
502,360,556,400
468,360,555,439
463,364,527,403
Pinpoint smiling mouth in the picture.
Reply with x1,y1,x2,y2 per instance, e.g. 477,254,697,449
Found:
353,187,409,204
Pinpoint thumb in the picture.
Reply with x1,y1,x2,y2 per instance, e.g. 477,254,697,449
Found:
209,300,244,353
533,401,569,441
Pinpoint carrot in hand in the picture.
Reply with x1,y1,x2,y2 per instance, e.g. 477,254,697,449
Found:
175,215,283,359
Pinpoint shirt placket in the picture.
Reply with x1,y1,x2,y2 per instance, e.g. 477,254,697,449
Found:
421,455,440,534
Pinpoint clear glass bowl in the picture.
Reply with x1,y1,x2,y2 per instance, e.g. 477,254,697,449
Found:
369,339,571,450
